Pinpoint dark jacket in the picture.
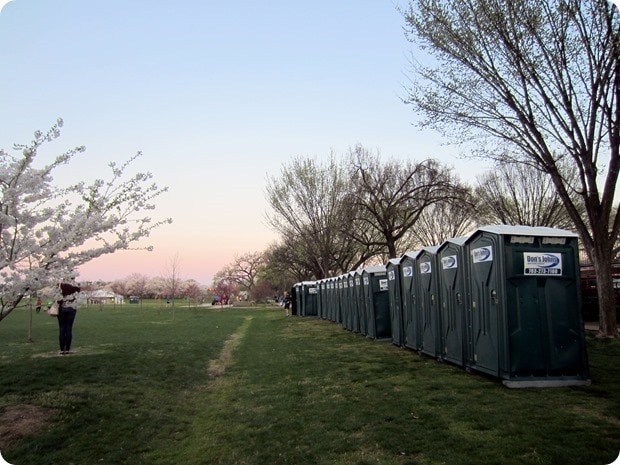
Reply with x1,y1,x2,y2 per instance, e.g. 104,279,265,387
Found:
58,283,81,309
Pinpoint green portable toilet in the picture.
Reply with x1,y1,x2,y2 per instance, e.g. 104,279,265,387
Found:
465,225,590,387
437,237,468,367
363,265,391,340
333,277,341,322
415,246,441,358
328,278,337,322
314,280,321,318
353,270,365,334
301,281,318,316
319,278,331,320
291,283,300,316
347,272,357,331
327,278,336,321
400,251,422,351
387,258,405,347
322,279,330,320
355,270,368,335
323,278,331,321
317,279,326,319
342,274,351,329
297,282,305,316
337,275,345,325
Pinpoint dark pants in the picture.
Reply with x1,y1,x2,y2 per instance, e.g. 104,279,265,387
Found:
57,307,77,352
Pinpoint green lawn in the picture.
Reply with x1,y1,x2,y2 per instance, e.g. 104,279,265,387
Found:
0,301,618,465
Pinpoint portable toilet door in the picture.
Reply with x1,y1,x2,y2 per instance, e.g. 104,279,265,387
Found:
308,281,319,316
315,280,322,318
327,277,338,322
437,237,468,367
291,283,300,316
387,258,405,346
465,225,590,387
298,282,306,317
354,270,366,335
333,276,341,323
351,271,363,333
400,251,421,351
324,278,331,321
341,274,351,330
415,246,441,358
317,280,326,319
322,279,330,320
326,278,334,321
362,267,377,338
301,281,318,317
337,275,345,326
335,276,342,323
348,272,358,331
363,266,391,340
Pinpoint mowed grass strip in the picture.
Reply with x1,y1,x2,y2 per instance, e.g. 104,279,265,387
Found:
1,303,619,465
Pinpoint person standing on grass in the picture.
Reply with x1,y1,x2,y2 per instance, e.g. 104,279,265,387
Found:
283,292,291,317
57,280,81,355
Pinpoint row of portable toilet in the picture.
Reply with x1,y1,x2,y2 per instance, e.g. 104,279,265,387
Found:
292,225,591,387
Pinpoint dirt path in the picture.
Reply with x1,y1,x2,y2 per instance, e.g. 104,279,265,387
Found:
207,315,252,378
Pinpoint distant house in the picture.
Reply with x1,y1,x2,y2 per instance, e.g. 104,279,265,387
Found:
87,290,124,305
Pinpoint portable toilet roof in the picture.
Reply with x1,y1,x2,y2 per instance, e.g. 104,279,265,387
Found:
439,236,468,248
401,250,422,260
364,265,387,274
471,224,578,239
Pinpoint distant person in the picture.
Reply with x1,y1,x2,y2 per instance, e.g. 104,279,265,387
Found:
283,292,291,317
35,297,42,313
57,281,81,355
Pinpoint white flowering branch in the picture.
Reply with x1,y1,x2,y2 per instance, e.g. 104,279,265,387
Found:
0,119,172,321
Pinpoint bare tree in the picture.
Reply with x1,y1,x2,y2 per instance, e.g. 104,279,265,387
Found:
410,188,478,248
162,253,182,317
218,252,265,293
262,240,312,286
346,145,462,258
475,161,582,229
403,0,620,336
265,155,376,279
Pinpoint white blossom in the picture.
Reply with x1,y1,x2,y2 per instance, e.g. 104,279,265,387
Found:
0,120,172,321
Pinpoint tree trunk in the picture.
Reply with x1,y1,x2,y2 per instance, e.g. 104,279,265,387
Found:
387,240,398,259
593,251,618,337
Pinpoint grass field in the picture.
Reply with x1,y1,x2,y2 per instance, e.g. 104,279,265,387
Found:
0,301,619,465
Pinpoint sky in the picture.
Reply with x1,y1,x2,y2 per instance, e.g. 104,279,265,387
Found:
0,0,500,285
